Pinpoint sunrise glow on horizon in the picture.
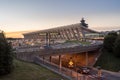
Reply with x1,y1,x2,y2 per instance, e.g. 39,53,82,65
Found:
0,0,120,33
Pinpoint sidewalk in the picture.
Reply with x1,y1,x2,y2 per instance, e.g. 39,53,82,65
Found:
93,68,120,80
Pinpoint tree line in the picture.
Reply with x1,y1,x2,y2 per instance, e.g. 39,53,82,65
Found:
0,32,13,75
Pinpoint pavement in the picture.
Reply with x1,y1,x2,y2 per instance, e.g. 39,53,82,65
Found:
89,68,120,80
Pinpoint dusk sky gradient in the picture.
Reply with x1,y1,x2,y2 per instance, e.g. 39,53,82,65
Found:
0,0,120,32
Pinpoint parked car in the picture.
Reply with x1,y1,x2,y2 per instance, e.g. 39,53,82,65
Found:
43,45,52,49
77,66,91,74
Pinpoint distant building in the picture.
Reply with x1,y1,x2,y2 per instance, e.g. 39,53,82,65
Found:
23,18,99,42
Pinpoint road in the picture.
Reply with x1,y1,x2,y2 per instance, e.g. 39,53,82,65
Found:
85,68,120,80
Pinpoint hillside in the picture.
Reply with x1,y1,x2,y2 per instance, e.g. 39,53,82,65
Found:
0,59,68,80
94,50,120,72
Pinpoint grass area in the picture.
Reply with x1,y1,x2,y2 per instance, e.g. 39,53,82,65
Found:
65,40,90,45
94,50,120,72
65,40,80,43
0,59,68,80
80,41,91,45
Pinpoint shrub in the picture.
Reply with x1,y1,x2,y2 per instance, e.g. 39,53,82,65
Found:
103,32,118,52
113,35,120,57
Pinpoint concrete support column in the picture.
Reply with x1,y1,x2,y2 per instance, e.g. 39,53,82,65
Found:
77,27,85,41
67,29,71,40
49,56,52,62
63,29,70,40
58,31,63,40
49,33,53,40
43,56,45,63
63,30,68,40
59,55,62,72
75,28,81,40
53,33,58,40
69,29,74,39
52,34,56,40
48,33,51,46
45,32,51,46
68,29,73,40
61,30,66,39
86,52,88,66
71,28,78,40
81,29,86,41
45,33,48,46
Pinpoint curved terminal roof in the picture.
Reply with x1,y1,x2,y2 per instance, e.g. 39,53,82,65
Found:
23,23,98,36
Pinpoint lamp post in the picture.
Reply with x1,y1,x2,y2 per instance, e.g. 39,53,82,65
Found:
97,66,102,80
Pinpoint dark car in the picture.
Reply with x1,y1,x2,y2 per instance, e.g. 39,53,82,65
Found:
77,66,91,74
43,45,52,49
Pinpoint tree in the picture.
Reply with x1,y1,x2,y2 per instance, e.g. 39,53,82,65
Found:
108,32,118,36
113,35,120,57
0,32,13,75
103,32,117,52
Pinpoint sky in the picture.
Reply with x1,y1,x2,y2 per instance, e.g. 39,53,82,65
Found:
0,0,120,32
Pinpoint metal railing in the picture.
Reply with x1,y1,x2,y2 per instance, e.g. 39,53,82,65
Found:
33,56,98,80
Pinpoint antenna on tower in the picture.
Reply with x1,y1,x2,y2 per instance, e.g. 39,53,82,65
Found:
80,17,88,28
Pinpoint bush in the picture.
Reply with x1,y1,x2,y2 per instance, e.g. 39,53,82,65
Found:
113,35,120,57
0,32,13,75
